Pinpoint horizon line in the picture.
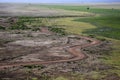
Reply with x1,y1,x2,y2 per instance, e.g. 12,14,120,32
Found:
0,2,120,4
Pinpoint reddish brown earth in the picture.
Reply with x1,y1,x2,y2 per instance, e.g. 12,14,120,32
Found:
0,33,100,70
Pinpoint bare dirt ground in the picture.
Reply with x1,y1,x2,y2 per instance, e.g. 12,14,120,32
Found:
0,28,98,69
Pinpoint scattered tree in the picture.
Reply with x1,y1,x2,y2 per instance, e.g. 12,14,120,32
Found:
87,7,90,10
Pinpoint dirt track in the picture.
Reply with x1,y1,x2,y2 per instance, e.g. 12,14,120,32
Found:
0,34,100,70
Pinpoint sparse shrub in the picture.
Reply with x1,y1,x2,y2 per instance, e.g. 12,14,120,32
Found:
27,34,33,37
24,65,33,69
87,40,92,42
97,37,106,41
32,27,41,31
9,22,29,30
32,77,38,80
53,77,68,80
0,26,5,30
23,65,45,69
41,18,49,26
88,34,95,38
87,7,90,10
40,74,51,80
48,27,66,36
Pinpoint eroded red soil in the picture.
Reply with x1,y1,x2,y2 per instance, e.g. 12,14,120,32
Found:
0,29,100,70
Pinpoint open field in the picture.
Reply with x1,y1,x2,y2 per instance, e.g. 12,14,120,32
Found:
87,3,120,9
0,3,120,80
0,3,94,17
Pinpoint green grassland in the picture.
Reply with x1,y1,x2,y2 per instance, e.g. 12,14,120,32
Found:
75,16,120,40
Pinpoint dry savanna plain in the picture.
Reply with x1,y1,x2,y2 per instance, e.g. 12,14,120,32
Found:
0,3,120,80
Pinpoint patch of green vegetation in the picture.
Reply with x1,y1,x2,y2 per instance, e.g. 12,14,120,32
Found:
53,76,68,80
40,74,52,80
32,27,41,31
96,37,106,41
32,77,38,80
88,71,104,80
49,18,96,35
23,65,45,69
101,39,120,66
9,21,29,30
52,72,106,80
75,16,120,40
12,17,52,31
0,26,5,30
48,27,66,36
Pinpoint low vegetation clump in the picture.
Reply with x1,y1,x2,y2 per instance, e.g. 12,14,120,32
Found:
23,65,45,69
53,77,68,80
0,26,5,30
9,20,29,30
48,27,66,36
32,77,38,80
40,74,52,80
32,27,41,31
0,39,13,46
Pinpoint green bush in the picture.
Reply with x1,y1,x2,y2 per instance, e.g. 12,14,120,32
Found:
23,65,45,69
96,37,106,41
53,77,68,80
48,27,66,36
32,78,38,80
40,74,51,80
9,21,29,30
0,26,5,30
32,27,41,31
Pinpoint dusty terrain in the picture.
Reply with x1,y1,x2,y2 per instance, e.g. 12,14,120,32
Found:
0,27,99,69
